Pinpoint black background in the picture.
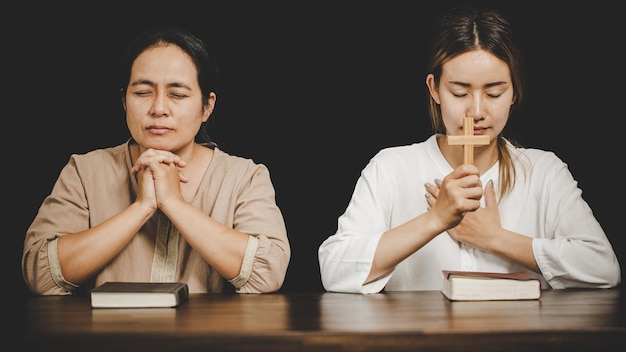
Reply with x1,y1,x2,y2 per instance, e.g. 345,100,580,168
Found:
7,1,624,298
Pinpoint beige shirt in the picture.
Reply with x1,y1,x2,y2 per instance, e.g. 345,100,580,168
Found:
23,141,290,295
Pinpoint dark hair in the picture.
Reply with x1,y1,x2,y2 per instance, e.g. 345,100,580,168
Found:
426,4,526,198
120,27,220,144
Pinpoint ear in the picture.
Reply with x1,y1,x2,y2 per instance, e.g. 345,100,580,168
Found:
121,88,127,112
426,74,441,104
203,92,217,122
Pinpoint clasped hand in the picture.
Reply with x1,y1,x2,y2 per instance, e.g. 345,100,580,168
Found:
424,164,502,251
130,148,189,210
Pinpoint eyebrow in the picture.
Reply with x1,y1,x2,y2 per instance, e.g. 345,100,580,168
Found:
130,79,192,90
448,81,508,88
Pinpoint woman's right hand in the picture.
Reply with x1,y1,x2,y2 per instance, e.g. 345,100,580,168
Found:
134,165,158,211
131,148,188,211
424,164,483,230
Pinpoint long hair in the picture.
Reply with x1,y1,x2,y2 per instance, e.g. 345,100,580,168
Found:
426,4,526,198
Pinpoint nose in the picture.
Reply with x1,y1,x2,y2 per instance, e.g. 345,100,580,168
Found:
467,95,485,120
149,92,169,117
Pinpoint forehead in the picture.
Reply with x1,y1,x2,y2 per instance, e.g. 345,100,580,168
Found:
131,44,197,81
442,50,510,83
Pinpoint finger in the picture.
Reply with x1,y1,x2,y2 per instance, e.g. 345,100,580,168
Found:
424,182,439,209
178,170,189,183
131,164,142,175
135,155,185,171
483,179,497,208
158,155,187,168
464,197,482,212
160,162,189,184
424,192,435,208
138,149,186,164
449,163,479,178
462,184,485,201
424,181,440,198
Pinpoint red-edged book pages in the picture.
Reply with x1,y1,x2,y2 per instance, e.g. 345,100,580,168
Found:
441,270,541,301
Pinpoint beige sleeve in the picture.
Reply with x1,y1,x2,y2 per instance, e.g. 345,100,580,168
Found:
228,236,259,288
228,163,290,294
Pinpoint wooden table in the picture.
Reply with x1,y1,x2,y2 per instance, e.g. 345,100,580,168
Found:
6,288,625,351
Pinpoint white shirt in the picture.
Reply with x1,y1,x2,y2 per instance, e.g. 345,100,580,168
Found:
318,135,621,293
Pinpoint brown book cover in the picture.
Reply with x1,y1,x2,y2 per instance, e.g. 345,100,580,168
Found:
90,282,189,308
441,270,541,301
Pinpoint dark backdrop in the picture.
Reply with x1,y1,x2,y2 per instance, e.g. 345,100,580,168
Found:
7,1,623,298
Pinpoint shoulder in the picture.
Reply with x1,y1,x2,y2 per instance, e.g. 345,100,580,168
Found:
371,138,432,165
204,148,278,193
68,142,129,175
507,142,572,184
508,142,567,169
70,142,127,161
211,147,270,176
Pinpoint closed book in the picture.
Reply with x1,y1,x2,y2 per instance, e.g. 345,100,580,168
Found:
441,270,541,301
90,282,189,308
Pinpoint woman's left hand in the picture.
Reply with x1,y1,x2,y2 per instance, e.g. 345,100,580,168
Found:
427,179,503,251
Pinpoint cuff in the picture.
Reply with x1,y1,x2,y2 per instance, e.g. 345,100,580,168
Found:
228,236,259,288
47,238,80,292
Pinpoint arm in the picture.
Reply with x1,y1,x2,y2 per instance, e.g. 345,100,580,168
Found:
149,155,289,293
22,152,155,295
531,157,620,288
319,149,483,293
426,152,621,288
369,164,483,283
426,178,540,273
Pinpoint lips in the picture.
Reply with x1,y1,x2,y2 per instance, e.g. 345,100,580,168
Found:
146,126,173,134
473,127,487,135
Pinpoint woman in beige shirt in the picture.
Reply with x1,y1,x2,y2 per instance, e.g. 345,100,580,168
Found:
22,27,290,295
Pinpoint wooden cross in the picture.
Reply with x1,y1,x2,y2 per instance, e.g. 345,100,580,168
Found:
447,117,489,164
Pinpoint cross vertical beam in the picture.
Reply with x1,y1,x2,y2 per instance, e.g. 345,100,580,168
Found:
447,117,490,164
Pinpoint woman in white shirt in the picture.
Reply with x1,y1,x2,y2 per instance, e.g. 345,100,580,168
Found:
318,5,621,294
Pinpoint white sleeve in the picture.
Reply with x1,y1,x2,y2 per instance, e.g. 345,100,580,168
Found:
530,153,621,288
318,154,397,293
